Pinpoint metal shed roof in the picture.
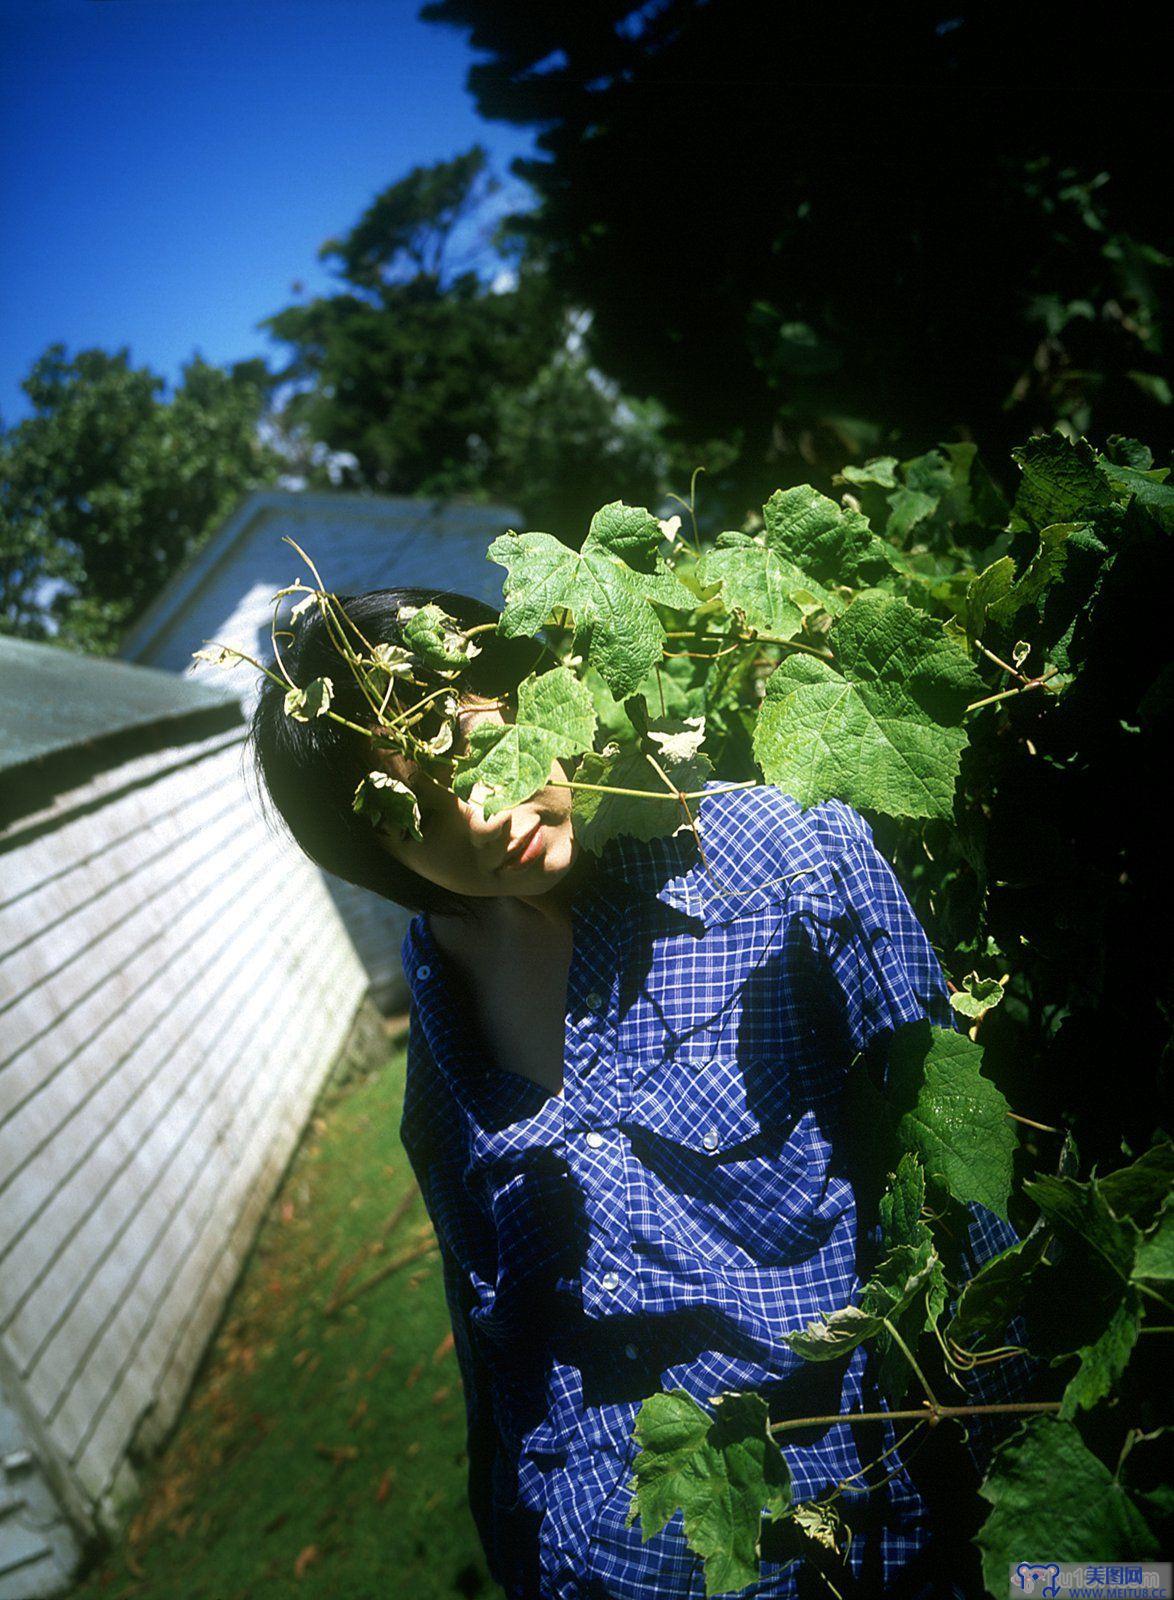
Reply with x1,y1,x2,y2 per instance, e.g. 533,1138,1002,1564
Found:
0,635,240,774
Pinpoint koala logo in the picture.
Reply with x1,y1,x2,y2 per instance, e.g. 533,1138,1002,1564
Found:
1014,1565,1062,1596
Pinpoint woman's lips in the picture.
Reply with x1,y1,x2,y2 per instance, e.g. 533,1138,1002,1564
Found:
501,820,544,870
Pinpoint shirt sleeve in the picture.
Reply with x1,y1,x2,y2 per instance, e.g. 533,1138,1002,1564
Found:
805,809,1042,1472
437,1240,504,1585
399,1015,504,1583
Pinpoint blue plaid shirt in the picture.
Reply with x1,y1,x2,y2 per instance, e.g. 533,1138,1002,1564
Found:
399,786,1034,1599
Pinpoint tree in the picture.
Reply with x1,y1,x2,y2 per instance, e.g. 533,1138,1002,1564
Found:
0,346,278,653
262,146,565,501
421,2,1172,501
261,146,690,533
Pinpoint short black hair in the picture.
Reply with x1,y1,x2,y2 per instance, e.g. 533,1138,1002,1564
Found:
247,586,546,918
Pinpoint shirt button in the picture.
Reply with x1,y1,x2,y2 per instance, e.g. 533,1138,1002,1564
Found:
585,1131,605,1149
601,1271,620,1292
586,989,603,1010
624,1343,638,1360
702,1128,719,1151
417,964,432,980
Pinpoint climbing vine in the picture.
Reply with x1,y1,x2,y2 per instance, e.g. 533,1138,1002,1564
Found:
196,429,1174,1596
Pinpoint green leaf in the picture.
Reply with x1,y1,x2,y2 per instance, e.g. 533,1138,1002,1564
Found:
572,736,712,853
1133,1192,1174,1282
879,1151,928,1250
838,456,898,488
753,594,982,821
1056,1290,1142,1420
1118,1426,1174,1526
875,1155,948,1400
990,523,1076,624
351,771,422,840
452,666,596,817
488,501,696,698
698,485,895,641
886,487,938,541
949,973,1007,1021
284,675,333,721
1099,458,1174,531
947,1228,1050,1353
975,1417,1159,1596
1010,433,1113,532
399,602,483,671
786,1240,938,1362
886,1022,1016,1221
1021,1174,1145,1412
1024,1174,1141,1291
626,1390,791,1598
1099,1134,1174,1229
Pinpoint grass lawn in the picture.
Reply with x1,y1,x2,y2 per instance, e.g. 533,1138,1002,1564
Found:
71,1042,503,1600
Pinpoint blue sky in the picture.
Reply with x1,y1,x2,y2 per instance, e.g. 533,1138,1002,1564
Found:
0,0,538,425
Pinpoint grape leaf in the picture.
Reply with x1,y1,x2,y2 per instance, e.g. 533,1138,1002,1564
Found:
752,594,982,821
352,772,422,840
949,973,1006,1021
1024,1174,1141,1296
786,1239,938,1362
584,655,704,743
875,1154,948,1400
976,1417,1158,1597
284,676,333,721
626,1390,791,1598
990,523,1075,623
1098,1134,1174,1229
1099,458,1174,532
572,740,712,853
698,485,895,640
963,557,1016,641
1132,1192,1174,1282
879,1151,929,1250
1118,1426,1174,1526
451,666,596,818
1020,1175,1145,1414
887,1023,1016,1222
399,603,482,671
1010,433,1113,532
488,501,696,698
887,488,939,541
947,1228,1051,1353
839,457,898,488
1056,1289,1143,1420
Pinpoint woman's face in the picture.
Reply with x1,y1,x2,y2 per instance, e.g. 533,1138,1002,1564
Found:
368,697,579,900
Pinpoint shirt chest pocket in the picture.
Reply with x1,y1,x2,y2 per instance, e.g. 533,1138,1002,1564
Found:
620,1054,845,1269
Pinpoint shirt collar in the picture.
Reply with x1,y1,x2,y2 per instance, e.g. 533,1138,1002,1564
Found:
591,784,834,928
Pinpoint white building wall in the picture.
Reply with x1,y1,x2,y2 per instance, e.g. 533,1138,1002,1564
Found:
0,721,367,1575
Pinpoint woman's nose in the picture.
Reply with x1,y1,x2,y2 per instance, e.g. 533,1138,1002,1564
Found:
462,782,513,849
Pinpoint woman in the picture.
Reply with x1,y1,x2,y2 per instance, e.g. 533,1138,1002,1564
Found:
250,586,1034,1600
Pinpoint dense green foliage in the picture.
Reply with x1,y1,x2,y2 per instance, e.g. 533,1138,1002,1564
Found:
262,145,678,533
218,425,1172,1595
423,1,1171,502
0,346,279,653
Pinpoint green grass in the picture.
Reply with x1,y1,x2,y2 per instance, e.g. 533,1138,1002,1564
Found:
72,1046,503,1600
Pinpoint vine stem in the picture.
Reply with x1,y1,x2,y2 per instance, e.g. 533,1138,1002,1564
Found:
548,778,758,802
195,641,381,741
965,669,1060,714
662,628,833,660
768,1400,1062,1435
882,1316,941,1409
1005,1110,1062,1133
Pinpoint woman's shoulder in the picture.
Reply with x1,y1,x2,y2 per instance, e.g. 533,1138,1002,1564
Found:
694,782,875,870
599,782,877,927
